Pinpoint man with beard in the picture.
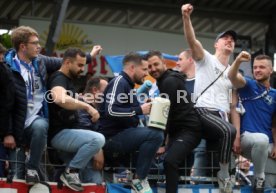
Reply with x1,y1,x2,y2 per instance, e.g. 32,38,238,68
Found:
99,52,163,193
228,52,276,191
145,50,201,193
48,48,105,192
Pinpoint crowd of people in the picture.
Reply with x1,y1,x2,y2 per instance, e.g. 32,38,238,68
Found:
0,3,276,193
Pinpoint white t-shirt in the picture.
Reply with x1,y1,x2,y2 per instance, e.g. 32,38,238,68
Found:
194,50,233,113
15,55,44,128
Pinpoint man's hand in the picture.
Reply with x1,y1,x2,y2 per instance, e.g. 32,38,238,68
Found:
3,135,16,149
233,136,241,154
156,146,166,156
87,106,100,122
141,102,152,115
235,51,251,63
90,45,103,58
270,145,276,159
181,4,193,17
93,149,104,170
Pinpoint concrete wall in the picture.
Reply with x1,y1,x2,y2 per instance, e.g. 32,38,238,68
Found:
20,16,216,56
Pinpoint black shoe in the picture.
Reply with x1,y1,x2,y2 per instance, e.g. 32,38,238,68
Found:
60,168,83,192
26,169,40,184
253,177,265,193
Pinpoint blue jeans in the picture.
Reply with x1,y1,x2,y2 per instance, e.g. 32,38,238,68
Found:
51,129,105,183
192,139,207,176
9,117,48,179
104,127,164,179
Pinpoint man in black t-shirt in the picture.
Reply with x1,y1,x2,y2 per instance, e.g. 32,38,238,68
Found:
48,47,105,191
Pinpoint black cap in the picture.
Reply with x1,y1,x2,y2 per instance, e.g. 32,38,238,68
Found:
215,30,237,42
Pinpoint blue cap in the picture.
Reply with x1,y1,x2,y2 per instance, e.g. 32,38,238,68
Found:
215,30,237,42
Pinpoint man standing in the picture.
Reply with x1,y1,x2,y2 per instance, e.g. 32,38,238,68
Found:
99,52,163,193
228,52,276,192
48,48,105,191
0,59,14,177
4,26,62,183
146,50,201,193
182,4,237,193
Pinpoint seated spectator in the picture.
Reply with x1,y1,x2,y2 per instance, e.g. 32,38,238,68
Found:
146,50,201,193
48,47,105,191
176,49,208,181
99,52,164,193
182,4,238,192
75,77,108,131
228,52,276,192
75,76,108,181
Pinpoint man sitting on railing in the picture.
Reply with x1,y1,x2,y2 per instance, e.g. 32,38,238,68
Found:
48,47,105,192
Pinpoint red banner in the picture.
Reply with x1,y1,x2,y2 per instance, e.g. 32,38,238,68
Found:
0,179,106,193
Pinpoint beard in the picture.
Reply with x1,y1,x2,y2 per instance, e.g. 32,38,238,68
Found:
133,74,144,85
254,74,269,83
69,69,81,79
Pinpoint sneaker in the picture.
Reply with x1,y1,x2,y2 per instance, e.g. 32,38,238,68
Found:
217,172,233,193
131,178,153,193
60,169,83,192
26,169,40,184
253,177,265,193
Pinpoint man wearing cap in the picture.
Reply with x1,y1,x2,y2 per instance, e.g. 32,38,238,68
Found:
181,4,239,193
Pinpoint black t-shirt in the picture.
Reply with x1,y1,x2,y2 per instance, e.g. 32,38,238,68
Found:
47,71,79,140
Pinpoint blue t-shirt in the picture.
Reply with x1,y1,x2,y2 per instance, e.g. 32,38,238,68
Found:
238,77,276,143
185,78,195,96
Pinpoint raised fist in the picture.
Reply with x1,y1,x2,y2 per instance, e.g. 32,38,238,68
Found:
181,4,193,17
90,45,103,58
236,51,251,63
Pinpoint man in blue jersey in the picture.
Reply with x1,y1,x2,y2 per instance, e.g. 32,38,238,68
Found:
228,51,276,192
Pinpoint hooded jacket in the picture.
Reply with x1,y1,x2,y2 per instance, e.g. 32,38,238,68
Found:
4,49,62,145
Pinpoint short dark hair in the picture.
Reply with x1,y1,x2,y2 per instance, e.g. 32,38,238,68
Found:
63,48,86,62
254,54,272,61
122,52,143,67
84,76,107,93
144,50,163,60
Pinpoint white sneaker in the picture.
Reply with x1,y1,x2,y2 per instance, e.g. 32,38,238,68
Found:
131,178,153,193
217,171,233,193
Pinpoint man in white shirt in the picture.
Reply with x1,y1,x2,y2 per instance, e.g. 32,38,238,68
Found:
182,4,239,193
